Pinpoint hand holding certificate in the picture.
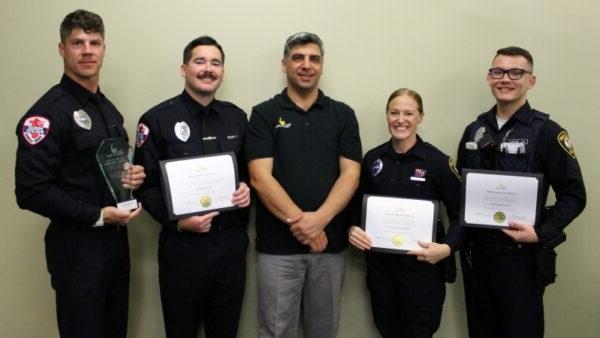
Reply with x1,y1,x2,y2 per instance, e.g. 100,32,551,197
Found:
362,195,438,253
460,169,543,229
160,152,239,220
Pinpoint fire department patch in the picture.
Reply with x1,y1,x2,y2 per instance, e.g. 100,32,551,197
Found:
557,131,576,159
22,116,50,146
136,123,150,148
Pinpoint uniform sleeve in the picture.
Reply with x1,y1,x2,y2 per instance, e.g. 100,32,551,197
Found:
456,125,471,172
435,156,464,251
535,122,586,243
244,106,275,161
338,106,362,163
132,115,178,231
15,110,101,226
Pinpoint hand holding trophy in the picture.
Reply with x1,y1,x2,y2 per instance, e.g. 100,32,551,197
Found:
96,138,139,210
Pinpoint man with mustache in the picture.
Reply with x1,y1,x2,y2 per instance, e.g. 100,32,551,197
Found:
133,36,251,338
245,32,362,338
457,46,586,338
14,9,145,338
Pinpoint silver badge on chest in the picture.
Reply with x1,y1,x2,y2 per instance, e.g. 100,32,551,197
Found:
174,121,190,142
371,159,383,177
73,109,92,130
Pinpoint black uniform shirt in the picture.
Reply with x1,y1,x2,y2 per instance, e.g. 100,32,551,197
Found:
245,89,362,254
457,102,586,244
133,90,248,233
15,74,127,227
354,136,463,250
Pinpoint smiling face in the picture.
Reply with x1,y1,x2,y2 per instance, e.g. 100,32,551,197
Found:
282,42,323,93
181,45,224,98
59,28,105,86
487,54,536,107
386,94,423,152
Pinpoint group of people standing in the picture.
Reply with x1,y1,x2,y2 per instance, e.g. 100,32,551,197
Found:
15,9,586,338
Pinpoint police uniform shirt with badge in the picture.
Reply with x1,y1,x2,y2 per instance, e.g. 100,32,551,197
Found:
356,135,463,252
133,90,248,232
457,101,586,244
15,74,128,225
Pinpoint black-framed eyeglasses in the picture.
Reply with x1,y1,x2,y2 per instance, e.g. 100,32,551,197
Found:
488,67,532,80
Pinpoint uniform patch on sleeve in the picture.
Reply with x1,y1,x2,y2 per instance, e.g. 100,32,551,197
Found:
21,116,50,146
136,123,150,148
557,131,576,159
449,158,461,180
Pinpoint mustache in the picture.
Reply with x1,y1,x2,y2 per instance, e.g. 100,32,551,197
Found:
197,71,217,80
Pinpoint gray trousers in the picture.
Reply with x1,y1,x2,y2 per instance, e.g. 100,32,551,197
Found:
257,253,346,338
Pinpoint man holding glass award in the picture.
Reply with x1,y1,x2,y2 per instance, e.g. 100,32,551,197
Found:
133,36,251,338
457,47,586,338
14,10,145,338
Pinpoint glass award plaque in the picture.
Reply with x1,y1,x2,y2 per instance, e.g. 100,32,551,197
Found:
96,138,138,210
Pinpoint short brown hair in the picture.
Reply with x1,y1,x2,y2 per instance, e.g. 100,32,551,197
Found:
494,46,533,67
60,9,104,42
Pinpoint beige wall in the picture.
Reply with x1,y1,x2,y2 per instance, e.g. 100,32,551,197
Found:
1,0,598,337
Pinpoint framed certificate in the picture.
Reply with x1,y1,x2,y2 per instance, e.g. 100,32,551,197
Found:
362,195,438,254
460,169,543,229
159,152,239,220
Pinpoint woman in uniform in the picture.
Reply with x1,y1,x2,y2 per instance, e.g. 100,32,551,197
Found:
349,88,463,338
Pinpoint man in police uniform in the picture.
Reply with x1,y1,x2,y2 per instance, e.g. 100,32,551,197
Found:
15,9,145,338
133,36,250,338
457,46,586,338
245,32,362,338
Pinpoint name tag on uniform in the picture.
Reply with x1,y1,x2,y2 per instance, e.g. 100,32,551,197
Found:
500,142,526,154
465,142,478,150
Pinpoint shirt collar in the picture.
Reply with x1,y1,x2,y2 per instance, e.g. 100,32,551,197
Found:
381,135,428,161
181,90,220,118
485,101,534,127
60,73,99,106
278,88,326,112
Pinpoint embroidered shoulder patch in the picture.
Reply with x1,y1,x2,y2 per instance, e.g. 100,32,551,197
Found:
136,123,150,148
557,131,576,159
22,116,51,146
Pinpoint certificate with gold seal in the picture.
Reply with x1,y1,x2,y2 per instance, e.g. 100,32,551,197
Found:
362,195,438,254
159,152,239,220
460,169,543,229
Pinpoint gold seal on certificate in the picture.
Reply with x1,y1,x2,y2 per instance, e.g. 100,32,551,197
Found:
493,211,506,223
392,235,405,247
200,195,212,208
159,152,239,220
460,169,543,229
362,195,438,254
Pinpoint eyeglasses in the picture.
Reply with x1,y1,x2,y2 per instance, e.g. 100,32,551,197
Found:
488,68,532,80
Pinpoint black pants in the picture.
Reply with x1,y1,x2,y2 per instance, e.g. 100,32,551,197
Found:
366,252,445,338
45,223,130,338
462,246,544,338
158,227,248,338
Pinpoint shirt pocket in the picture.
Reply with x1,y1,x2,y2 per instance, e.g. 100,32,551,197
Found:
166,141,202,158
219,136,242,154
71,131,105,173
